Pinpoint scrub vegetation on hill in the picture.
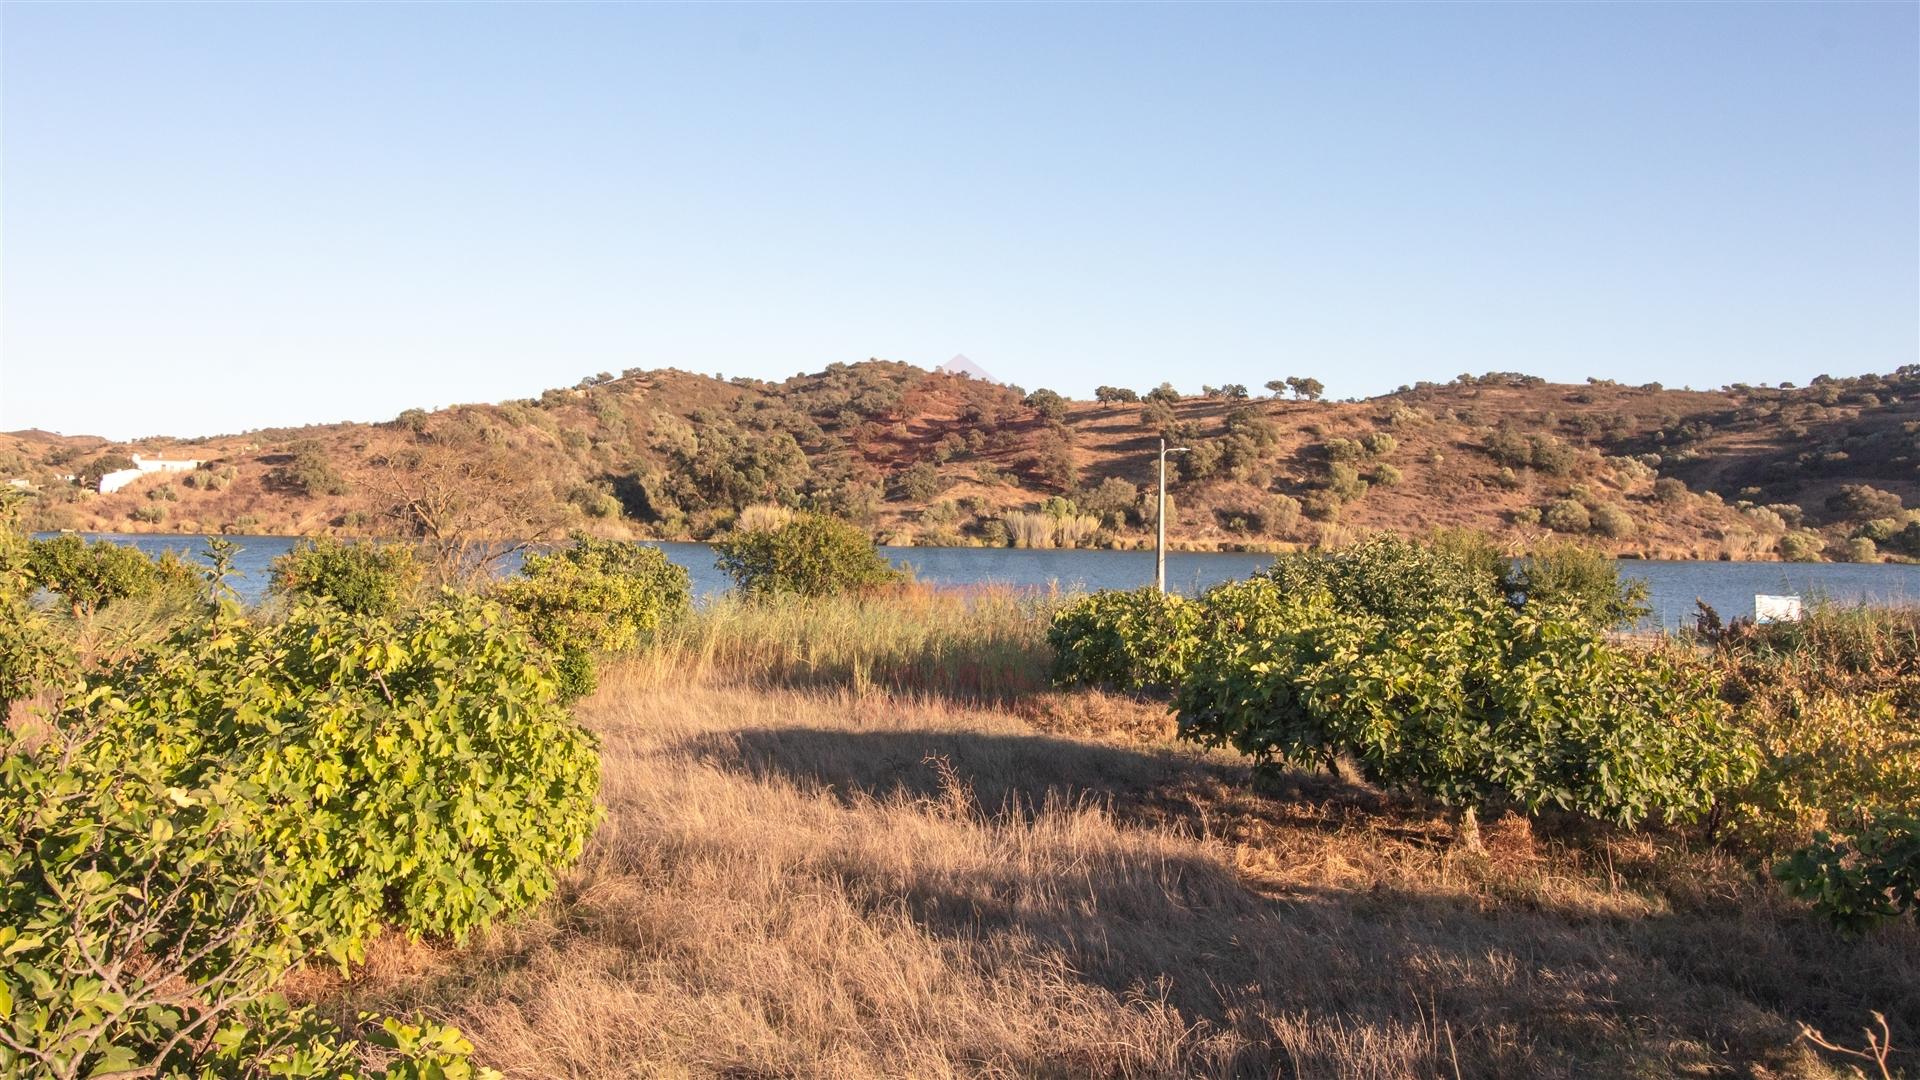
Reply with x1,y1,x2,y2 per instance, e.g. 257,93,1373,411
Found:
5,505,1917,1078
12,362,1920,562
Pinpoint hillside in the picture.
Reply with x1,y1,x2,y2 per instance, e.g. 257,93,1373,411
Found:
10,362,1920,561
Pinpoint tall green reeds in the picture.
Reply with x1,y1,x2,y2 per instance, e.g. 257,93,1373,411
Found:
625,585,1061,701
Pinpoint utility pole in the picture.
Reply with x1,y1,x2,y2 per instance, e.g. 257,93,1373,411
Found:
1155,436,1190,593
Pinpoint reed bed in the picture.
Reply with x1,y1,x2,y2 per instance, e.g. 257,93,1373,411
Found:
629,585,1060,700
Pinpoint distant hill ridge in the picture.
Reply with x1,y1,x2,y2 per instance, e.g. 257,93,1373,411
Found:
9,361,1920,562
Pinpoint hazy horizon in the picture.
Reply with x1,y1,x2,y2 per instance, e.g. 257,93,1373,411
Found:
4,3,1916,440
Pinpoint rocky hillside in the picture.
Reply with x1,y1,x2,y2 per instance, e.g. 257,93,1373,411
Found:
10,362,1920,560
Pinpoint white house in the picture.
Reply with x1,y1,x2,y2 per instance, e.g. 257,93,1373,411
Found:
97,453,202,494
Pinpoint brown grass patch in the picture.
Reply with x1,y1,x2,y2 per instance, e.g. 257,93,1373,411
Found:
303,667,1918,1078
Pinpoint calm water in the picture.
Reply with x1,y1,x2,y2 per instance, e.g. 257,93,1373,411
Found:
43,533,1920,627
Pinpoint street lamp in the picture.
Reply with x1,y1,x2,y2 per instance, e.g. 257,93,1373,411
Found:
1155,436,1190,594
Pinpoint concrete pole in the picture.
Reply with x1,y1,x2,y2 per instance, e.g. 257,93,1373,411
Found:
1156,438,1169,593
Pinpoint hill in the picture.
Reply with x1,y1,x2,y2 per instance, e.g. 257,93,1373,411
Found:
10,362,1920,561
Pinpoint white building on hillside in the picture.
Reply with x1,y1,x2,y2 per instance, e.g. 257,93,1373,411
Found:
97,453,202,494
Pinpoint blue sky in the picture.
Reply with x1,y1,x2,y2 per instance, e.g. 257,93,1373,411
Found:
3,3,1915,439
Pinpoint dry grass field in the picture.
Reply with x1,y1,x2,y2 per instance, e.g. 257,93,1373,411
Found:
295,622,1920,1079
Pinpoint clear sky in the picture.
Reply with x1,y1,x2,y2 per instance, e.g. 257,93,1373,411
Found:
3,3,1915,440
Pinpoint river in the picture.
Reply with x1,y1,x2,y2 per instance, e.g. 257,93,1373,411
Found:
44,533,1920,627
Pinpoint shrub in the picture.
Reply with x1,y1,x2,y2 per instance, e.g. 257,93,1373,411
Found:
713,513,902,597
1327,462,1368,502
1543,498,1591,533
1048,588,1202,692
1078,477,1138,529
27,535,201,616
1024,388,1069,422
1256,493,1301,536
73,596,601,961
1263,533,1502,625
1653,477,1688,503
497,533,692,695
1779,531,1824,562
1842,536,1879,563
1591,503,1636,540
1708,606,1920,849
1777,812,1920,930
1371,463,1402,487
1,704,503,1079
1361,432,1397,457
269,537,422,616
1510,541,1651,629
890,461,945,502
129,503,168,524
1176,583,1752,826
270,441,349,497
1826,484,1903,521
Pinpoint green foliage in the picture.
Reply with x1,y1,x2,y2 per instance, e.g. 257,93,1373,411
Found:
1488,426,1576,475
1263,533,1503,625
271,441,349,497
713,513,903,597
1779,531,1825,562
1176,582,1752,825
497,533,692,696
1826,484,1903,521
27,534,201,616
1591,503,1635,539
1047,588,1201,692
269,537,422,616
1777,812,1920,931
1708,605,1920,849
890,460,945,502
1653,476,1688,503
0,717,503,1079
73,596,601,962
1326,462,1368,502
1024,388,1069,422
1542,498,1591,533
1510,540,1651,630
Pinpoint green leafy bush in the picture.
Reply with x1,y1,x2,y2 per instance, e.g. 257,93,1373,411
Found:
0,722,501,1079
1542,498,1591,533
1176,580,1752,825
73,596,601,962
1777,811,1920,931
269,536,423,616
1707,606,1920,849
27,534,200,615
496,533,692,697
1262,533,1503,625
1048,588,1201,692
1509,540,1651,630
713,513,902,597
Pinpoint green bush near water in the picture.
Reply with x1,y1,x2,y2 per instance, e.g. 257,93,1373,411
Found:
1047,587,1201,692
714,512,902,597
497,532,692,696
26,533,201,616
1174,580,1753,826
269,535,423,616
73,596,602,963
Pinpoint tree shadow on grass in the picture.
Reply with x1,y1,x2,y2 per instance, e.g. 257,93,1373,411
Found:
680,725,1919,1078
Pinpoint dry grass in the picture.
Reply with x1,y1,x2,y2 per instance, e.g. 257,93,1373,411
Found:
301,655,1919,1079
